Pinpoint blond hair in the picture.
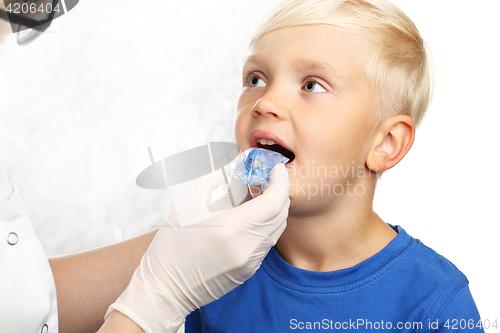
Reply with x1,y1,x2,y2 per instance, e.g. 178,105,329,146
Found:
246,0,433,128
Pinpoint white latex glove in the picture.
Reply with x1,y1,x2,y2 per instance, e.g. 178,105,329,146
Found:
106,163,290,333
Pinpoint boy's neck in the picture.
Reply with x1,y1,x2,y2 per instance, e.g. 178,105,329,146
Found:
274,185,397,272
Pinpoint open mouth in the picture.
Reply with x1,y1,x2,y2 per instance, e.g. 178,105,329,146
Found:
257,140,295,164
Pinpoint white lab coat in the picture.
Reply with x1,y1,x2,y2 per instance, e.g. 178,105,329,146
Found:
0,166,58,333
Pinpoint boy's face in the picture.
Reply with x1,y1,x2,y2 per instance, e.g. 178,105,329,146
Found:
234,25,377,213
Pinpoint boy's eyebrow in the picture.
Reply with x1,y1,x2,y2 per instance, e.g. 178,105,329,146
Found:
244,54,344,83
244,54,267,68
293,58,345,83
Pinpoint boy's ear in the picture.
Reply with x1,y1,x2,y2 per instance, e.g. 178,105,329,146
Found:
366,115,415,172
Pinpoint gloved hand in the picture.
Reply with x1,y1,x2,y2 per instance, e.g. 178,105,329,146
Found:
106,163,290,333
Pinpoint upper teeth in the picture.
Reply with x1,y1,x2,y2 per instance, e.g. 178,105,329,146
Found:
258,139,275,145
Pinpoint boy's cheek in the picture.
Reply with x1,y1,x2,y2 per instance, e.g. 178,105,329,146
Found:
232,118,247,147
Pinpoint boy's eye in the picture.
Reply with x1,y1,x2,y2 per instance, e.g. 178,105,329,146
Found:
303,80,326,93
249,76,266,87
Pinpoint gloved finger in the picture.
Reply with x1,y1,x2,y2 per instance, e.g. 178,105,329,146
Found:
258,196,289,236
267,163,290,191
183,169,226,204
252,163,290,208
167,170,227,227
207,163,250,211
223,163,251,204
228,185,289,234
197,163,289,227
202,167,227,193
268,215,288,245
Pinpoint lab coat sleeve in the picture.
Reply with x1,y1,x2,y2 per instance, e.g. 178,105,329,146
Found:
0,166,59,333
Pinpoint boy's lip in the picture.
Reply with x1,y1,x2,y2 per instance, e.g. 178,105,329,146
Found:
249,129,295,166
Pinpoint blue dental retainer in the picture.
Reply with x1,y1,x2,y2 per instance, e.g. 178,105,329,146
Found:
228,148,290,185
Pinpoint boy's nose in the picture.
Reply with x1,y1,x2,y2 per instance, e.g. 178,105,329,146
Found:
251,88,289,120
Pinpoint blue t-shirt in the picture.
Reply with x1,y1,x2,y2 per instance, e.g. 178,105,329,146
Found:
185,225,483,332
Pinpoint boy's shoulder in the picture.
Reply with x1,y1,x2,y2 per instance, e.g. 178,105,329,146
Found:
395,225,465,280
386,225,468,293
388,226,482,329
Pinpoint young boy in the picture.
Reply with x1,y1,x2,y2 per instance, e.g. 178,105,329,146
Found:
186,0,483,331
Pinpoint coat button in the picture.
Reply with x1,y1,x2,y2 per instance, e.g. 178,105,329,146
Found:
41,324,48,333
6,232,18,245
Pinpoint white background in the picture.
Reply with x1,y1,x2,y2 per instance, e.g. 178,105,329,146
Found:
0,0,498,330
